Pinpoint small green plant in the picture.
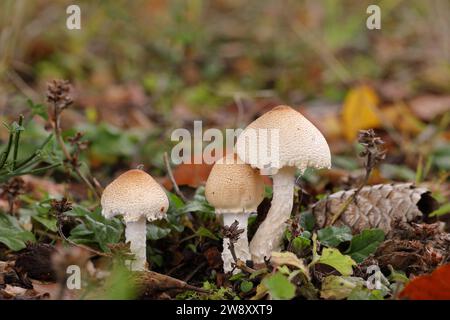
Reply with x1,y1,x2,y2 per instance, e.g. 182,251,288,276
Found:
0,114,58,183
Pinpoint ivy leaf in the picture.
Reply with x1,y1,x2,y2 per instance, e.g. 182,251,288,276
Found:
262,272,296,300
345,229,385,263
318,248,356,276
318,226,353,247
0,213,35,251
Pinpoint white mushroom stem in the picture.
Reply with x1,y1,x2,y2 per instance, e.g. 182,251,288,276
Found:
125,216,147,271
221,211,251,273
250,166,296,263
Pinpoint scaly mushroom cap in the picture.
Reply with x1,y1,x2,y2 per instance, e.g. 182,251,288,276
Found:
236,105,331,173
205,153,265,214
101,169,169,223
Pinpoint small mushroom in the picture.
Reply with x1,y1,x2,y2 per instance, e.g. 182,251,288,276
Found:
205,153,264,273
101,169,169,271
236,105,331,263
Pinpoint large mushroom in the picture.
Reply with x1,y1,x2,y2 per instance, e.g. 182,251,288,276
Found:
101,169,169,271
236,105,331,263
205,153,265,273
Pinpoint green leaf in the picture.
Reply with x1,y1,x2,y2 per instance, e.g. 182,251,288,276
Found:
318,226,353,247
320,275,365,300
262,272,296,300
345,229,385,263
19,201,58,232
318,248,356,276
182,187,215,219
27,99,48,120
32,214,58,232
347,287,384,300
229,272,246,282
67,206,123,252
195,226,219,240
147,224,171,240
292,236,311,252
0,213,35,251
429,203,450,217
240,280,253,293
299,211,315,232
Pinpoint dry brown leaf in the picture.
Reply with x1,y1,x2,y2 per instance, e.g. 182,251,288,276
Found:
312,183,436,234
409,95,450,121
341,85,381,141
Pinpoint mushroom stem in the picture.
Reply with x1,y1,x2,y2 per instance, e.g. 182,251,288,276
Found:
221,211,251,273
250,166,296,263
125,216,147,271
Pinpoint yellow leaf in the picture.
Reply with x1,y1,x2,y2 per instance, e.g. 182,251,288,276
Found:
251,283,268,300
342,85,381,141
270,251,310,280
382,103,424,135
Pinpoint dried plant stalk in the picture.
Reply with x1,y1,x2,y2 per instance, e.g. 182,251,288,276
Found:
313,183,436,234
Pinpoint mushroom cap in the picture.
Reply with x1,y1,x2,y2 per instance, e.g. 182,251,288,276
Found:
205,153,265,214
101,169,169,223
236,105,331,173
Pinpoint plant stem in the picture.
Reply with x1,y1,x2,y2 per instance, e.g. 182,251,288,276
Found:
163,152,187,202
14,133,53,170
0,131,13,169
51,102,100,199
12,114,24,170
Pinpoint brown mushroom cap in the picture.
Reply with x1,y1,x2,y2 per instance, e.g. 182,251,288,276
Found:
236,105,331,173
205,153,265,214
101,169,169,223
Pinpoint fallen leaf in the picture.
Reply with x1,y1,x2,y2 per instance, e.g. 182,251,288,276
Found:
399,264,450,300
342,85,381,141
270,251,309,279
409,95,450,121
262,272,296,300
381,103,424,135
320,275,364,300
318,248,356,276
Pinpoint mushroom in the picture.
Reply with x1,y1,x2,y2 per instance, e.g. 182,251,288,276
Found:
236,105,331,263
205,153,264,273
101,169,169,271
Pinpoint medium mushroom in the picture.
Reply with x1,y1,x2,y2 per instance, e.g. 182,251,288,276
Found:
101,169,169,271
236,105,331,263
205,153,264,273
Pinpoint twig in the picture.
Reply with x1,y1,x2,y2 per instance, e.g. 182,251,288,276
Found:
136,270,209,296
163,151,188,202
328,129,385,225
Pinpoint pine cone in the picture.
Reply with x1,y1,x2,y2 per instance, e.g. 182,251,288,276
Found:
312,183,436,234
